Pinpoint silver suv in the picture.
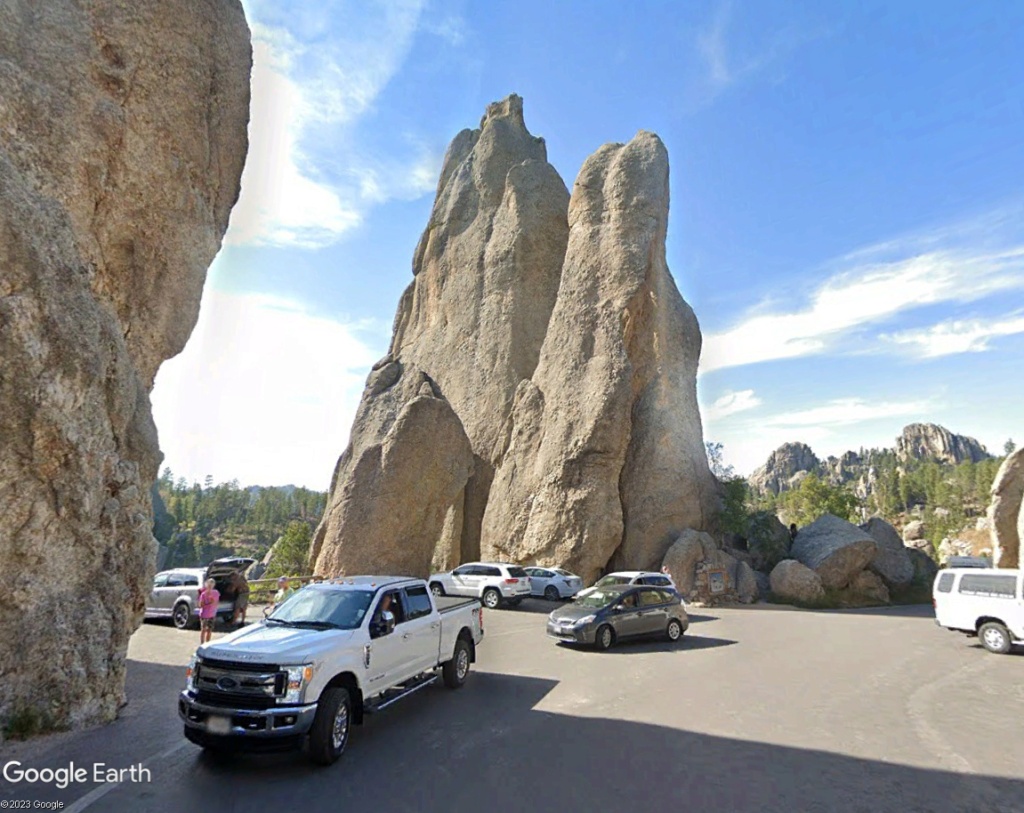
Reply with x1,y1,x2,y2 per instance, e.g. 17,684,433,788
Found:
144,557,253,630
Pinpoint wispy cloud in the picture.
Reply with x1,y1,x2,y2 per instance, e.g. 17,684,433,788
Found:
882,313,1024,359
152,288,387,488
702,213,1024,373
227,2,445,248
695,1,827,100
759,397,935,430
704,389,762,421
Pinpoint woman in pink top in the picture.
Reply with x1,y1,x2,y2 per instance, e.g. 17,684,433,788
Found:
198,578,220,644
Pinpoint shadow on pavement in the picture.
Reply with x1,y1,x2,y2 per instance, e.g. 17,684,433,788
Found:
8,662,1024,813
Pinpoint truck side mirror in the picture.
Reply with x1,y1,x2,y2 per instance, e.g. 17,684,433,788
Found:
372,610,396,639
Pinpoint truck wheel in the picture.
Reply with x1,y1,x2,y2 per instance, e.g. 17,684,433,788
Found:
666,619,684,642
482,588,501,610
173,602,195,631
443,639,472,689
544,586,560,601
430,582,445,597
308,687,352,765
979,621,1012,654
595,624,615,651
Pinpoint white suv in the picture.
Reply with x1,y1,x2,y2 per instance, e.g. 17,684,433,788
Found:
593,571,677,590
429,562,532,610
933,568,1024,654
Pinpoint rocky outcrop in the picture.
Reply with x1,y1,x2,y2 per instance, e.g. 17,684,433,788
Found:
0,0,249,732
902,520,927,547
790,514,877,590
390,95,570,561
750,443,820,496
840,570,890,606
907,548,939,585
311,359,474,578
860,517,913,587
735,561,760,604
896,423,991,465
481,132,716,582
988,448,1023,569
769,560,825,604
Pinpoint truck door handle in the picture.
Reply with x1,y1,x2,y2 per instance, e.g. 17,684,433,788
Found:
402,633,411,640
430,623,439,629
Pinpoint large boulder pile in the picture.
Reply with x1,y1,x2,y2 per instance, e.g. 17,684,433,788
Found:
661,530,759,605
789,514,878,591
314,98,718,582
988,447,1023,569
860,517,914,587
0,0,250,731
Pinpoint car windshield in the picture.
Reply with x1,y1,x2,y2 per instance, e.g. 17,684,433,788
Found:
574,589,621,609
595,575,631,587
267,589,373,630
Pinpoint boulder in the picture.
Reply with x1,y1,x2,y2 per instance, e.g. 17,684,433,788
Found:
754,570,771,600
311,359,474,578
790,514,877,590
902,520,926,544
988,447,1023,569
841,570,890,606
746,511,791,572
907,548,939,586
481,131,717,582
0,0,250,730
860,517,914,587
735,561,759,604
769,560,825,604
391,95,570,560
662,530,715,596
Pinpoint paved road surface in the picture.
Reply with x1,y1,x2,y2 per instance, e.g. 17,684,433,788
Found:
2,601,1023,813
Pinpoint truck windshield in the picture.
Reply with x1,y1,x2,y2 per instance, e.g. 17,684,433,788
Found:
267,589,373,630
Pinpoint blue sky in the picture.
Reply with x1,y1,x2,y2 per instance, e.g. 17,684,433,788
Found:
151,0,1024,488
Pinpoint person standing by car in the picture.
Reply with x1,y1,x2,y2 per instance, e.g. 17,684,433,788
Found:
271,576,295,610
198,578,220,644
230,570,250,627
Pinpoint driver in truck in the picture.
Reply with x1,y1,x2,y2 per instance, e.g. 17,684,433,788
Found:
371,591,400,636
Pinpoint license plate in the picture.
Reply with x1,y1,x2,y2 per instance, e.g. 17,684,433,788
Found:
206,715,232,735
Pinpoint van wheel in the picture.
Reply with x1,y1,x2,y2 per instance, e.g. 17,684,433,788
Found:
482,588,501,610
979,621,1012,654
308,687,352,765
173,602,194,631
430,582,445,597
443,639,472,689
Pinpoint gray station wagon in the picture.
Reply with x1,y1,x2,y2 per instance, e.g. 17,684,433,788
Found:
145,557,254,630
547,584,689,650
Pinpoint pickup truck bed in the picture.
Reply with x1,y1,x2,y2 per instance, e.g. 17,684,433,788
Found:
435,596,481,613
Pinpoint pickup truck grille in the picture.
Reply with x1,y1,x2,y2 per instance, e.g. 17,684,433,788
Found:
194,661,286,707
198,656,280,673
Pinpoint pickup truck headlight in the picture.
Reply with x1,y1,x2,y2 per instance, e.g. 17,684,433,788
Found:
185,655,198,692
575,615,596,627
283,664,314,704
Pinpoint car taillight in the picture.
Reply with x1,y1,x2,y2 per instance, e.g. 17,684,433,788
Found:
478,608,484,630
505,578,518,584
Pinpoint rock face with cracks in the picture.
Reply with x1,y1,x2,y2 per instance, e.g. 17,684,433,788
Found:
481,131,717,583
988,448,1024,569
0,0,250,731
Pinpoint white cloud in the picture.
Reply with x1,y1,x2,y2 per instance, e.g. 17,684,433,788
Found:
758,397,935,430
151,288,386,489
704,389,762,421
702,244,1024,373
881,313,1024,358
227,3,442,248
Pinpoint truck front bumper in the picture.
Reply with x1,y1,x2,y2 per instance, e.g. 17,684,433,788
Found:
179,691,317,746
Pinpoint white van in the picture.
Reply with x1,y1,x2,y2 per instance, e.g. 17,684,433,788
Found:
933,568,1024,654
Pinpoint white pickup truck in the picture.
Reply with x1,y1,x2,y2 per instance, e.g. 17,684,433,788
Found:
179,576,484,765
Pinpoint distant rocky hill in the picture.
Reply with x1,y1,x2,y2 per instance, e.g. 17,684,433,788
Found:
750,423,992,497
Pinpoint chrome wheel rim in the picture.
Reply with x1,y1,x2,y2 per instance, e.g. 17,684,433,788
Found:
668,622,681,640
431,584,442,596
332,701,349,751
456,648,470,680
484,592,498,609
601,628,612,648
174,607,187,627
983,628,1005,650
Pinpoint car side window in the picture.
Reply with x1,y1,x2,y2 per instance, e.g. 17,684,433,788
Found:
453,565,474,576
153,574,170,588
639,589,663,607
619,592,638,609
958,574,1017,598
167,574,184,588
404,586,433,620
483,566,502,577
936,573,955,593
182,575,199,587
652,576,670,586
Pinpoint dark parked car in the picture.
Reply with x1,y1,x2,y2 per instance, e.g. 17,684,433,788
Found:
145,557,254,630
546,584,688,650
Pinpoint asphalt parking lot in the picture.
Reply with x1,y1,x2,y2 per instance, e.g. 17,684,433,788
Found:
3,599,1023,813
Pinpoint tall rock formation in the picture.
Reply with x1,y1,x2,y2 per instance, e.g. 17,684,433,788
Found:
750,442,821,496
988,448,1024,569
895,423,991,465
480,132,717,582
313,95,569,575
0,0,250,731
